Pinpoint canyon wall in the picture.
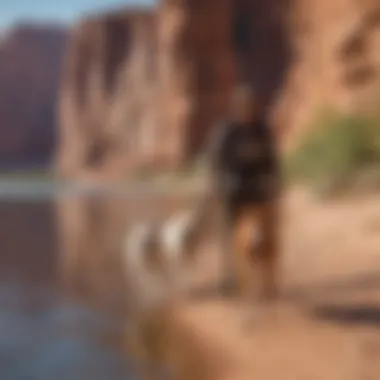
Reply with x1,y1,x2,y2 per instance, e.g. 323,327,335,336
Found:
0,25,67,168
56,1,236,175
58,0,380,172
1,0,377,172
56,9,157,180
278,0,380,149
156,0,236,167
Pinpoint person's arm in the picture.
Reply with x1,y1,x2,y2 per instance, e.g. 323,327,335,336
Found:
203,120,231,194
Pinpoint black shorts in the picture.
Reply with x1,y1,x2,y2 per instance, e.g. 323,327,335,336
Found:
222,175,277,208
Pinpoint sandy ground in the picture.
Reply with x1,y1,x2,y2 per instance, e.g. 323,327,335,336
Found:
153,187,380,380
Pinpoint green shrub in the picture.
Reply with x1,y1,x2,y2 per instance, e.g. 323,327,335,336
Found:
285,108,380,196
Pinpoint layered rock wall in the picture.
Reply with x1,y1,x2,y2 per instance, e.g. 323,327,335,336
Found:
57,1,237,174
56,9,157,180
156,0,236,167
0,25,67,168
55,0,380,173
278,0,380,149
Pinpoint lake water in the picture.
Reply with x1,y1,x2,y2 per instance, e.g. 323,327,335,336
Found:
0,179,174,380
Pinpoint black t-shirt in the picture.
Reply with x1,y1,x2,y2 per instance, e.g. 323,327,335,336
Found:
210,119,279,204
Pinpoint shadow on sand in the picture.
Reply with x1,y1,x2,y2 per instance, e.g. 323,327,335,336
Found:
312,304,380,327
282,270,380,328
285,270,380,301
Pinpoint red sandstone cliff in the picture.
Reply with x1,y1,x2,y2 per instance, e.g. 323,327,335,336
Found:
56,9,157,180
156,0,236,166
0,24,67,168
277,0,380,149
56,0,380,174
56,2,237,178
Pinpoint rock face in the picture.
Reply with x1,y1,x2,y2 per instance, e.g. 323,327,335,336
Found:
56,2,237,177
156,0,236,167
232,0,293,144
0,25,67,168
56,0,380,174
278,0,380,149
56,9,157,180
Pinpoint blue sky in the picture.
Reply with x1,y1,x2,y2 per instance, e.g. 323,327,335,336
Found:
0,0,154,28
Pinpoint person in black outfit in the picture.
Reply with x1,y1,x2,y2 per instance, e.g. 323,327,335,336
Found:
208,84,281,301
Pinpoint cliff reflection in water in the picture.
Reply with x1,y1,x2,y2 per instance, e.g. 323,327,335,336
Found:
0,284,138,380
0,183,143,380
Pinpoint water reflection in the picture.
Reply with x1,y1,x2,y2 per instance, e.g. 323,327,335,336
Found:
0,283,138,380
0,179,197,380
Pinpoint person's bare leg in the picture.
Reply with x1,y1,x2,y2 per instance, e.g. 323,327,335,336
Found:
233,205,269,331
234,207,258,300
257,201,280,302
219,203,239,296
237,202,281,332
